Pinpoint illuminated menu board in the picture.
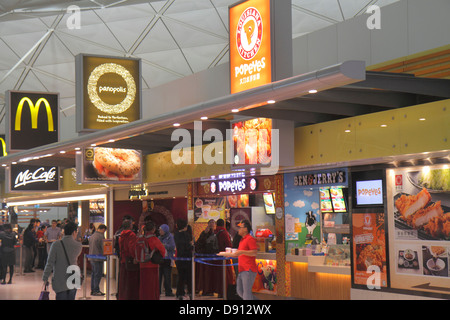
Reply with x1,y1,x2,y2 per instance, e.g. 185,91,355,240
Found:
320,188,333,213
330,187,347,212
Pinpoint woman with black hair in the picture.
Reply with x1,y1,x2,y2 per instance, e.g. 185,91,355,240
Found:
0,224,18,284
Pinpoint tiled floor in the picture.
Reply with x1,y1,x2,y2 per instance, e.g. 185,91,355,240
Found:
0,269,241,301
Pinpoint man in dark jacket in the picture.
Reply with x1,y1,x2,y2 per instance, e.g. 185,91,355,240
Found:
173,219,192,300
89,224,107,296
23,223,37,273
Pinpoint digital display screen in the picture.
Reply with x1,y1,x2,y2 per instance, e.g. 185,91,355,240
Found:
320,188,333,213
356,180,383,205
263,192,275,214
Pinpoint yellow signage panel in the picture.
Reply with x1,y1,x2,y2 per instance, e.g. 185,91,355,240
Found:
229,0,272,94
76,54,142,132
7,91,59,151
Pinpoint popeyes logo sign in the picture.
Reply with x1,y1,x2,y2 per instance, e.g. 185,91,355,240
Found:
230,0,272,94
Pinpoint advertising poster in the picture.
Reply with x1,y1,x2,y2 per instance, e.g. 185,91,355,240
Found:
388,166,450,294
352,213,388,287
253,259,277,295
77,147,142,184
8,164,59,192
193,197,226,223
232,118,272,167
284,177,321,248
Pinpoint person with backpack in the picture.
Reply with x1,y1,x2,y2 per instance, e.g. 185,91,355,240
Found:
136,220,166,300
118,220,139,300
195,219,221,296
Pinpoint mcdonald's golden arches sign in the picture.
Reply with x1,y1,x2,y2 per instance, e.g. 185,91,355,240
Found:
7,91,59,151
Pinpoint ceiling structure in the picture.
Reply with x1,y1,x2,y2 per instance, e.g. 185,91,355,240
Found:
0,0,401,124
3,0,449,181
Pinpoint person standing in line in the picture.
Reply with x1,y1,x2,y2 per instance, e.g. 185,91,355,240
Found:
158,224,175,297
173,219,193,300
221,219,258,300
139,220,166,300
0,224,17,284
44,220,62,254
42,222,82,300
36,225,47,269
88,224,107,296
215,219,234,298
23,223,37,273
118,220,140,300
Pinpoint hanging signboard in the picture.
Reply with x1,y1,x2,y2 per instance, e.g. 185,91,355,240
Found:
229,0,292,94
75,54,142,132
76,147,143,184
6,91,59,152
7,164,59,192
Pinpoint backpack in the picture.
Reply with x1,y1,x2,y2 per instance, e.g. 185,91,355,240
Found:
204,230,223,254
135,234,164,264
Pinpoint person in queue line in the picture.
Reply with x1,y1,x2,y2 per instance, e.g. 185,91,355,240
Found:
158,223,175,297
215,218,235,298
0,224,18,284
44,220,62,254
195,219,223,296
117,219,140,300
173,219,193,300
220,219,258,300
139,220,166,300
36,225,48,270
42,222,82,300
88,224,107,296
23,223,38,273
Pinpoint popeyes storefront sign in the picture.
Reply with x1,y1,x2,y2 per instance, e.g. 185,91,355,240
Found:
229,0,272,94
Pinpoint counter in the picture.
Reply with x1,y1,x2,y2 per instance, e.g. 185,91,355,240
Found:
286,254,350,275
287,254,351,300
256,252,276,260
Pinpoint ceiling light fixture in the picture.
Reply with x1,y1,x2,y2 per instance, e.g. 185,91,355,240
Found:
200,116,208,120
173,123,180,127
267,100,276,104
308,89,318,94
231,109,239,113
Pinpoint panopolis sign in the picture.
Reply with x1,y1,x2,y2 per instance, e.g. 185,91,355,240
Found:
229,0,272,94
6,91,59,151
76,54,142,132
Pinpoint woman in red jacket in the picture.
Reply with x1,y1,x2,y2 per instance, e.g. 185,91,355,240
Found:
139,220,166,300
118,220,139,300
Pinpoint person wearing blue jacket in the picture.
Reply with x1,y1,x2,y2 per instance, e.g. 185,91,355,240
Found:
158,224,175,297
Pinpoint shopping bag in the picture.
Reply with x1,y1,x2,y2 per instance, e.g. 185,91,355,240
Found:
39,283,50,300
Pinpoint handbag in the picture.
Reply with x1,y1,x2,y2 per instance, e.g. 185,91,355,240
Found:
61,240,84,285
150,248,164,265
125,256,139,271
39,283,50,300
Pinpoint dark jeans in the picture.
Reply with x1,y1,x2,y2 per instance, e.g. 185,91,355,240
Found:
176,261,192,298
56,289,77,300
159,260,172,295
90,261,103,293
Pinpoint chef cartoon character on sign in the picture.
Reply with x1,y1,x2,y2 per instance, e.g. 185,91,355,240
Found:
305,211,318,236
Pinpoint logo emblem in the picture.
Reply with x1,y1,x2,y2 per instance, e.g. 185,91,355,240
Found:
15,97,54,132
236,7,263,60
87,63,136,115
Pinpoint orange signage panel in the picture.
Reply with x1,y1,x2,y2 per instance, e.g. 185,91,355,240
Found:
229,0,272,94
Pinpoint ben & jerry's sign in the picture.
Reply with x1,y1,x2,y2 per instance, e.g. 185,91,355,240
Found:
76,54,141,132
6,91,59,151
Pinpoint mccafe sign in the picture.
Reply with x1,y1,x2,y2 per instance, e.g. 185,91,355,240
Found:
8,164,59,192
6,91,59,151
76,54,142,132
